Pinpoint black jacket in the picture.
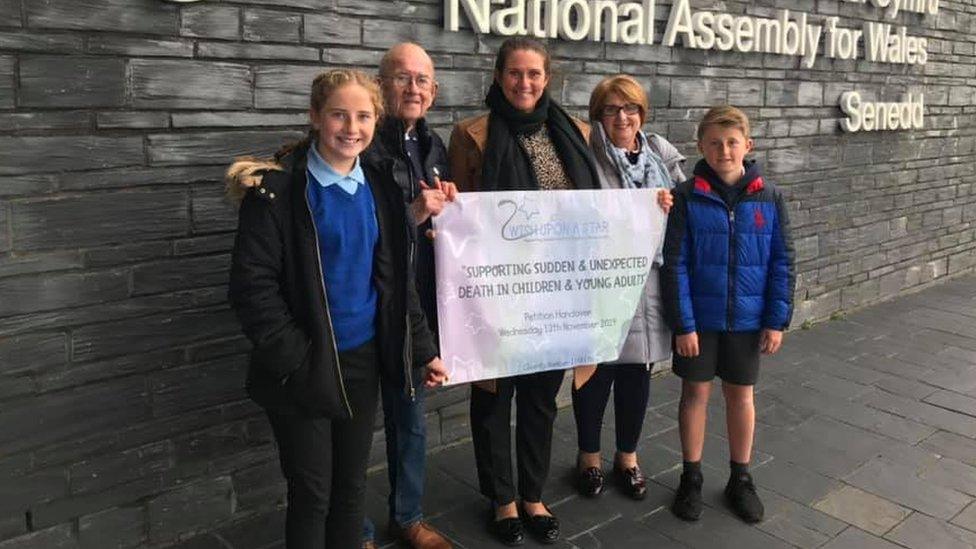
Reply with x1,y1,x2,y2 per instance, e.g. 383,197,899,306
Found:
228,146,438,418
364,116,450,338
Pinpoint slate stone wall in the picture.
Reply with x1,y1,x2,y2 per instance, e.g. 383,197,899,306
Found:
0,0,973,546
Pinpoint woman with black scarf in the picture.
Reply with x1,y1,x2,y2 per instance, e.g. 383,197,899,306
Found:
448,37,600,546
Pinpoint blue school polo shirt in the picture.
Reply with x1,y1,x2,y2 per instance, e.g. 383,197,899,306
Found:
306,145,379,351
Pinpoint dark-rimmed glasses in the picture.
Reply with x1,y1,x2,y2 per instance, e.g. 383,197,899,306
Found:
600,103,642,118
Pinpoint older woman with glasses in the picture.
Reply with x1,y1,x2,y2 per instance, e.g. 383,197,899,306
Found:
571,74,686,501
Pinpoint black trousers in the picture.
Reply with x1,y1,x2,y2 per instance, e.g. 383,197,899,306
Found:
572,363,651,454
267,340,379,549
470,369,564,505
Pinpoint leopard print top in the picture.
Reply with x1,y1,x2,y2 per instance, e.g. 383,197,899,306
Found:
518,125,573,190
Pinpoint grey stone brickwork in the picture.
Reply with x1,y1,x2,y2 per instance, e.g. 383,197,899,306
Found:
0,0,973,547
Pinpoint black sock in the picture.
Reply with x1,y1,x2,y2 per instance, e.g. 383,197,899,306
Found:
683,460,702,475
730,460,750,477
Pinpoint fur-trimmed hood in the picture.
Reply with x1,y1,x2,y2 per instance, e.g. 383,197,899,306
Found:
225,157,283,204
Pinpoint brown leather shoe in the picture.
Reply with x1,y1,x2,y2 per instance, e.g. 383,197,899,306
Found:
391,520,453,549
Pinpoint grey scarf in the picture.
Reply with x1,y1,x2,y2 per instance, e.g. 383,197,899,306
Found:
592,123,673,191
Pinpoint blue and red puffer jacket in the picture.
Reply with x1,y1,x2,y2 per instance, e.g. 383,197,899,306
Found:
661,160,795,334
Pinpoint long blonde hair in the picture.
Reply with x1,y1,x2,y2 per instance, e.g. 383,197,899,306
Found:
275,69,385,161
225,69,384,203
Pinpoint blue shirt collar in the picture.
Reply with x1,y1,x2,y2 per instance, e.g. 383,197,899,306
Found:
307,142,366,188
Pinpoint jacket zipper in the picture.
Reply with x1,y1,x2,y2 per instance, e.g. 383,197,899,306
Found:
304,189,353,418
404,237,416,401
727,208,736,331
400,130,420,401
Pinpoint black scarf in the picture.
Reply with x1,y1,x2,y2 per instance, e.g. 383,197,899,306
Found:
480,82,598,191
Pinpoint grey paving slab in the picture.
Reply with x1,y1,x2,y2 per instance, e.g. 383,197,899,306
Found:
913,328,976,354
904,308,976,339
926,368,976,394
821,527,915,549
942,345,976,365
875,443,976,498
752,424,868,479
755,395,818,429
952,501,976,534
812,485,911,535
922,430,976,467
844,458,972,519
763,383,937,444
548,494,624,540
426,443,481,493
571,515,690,548
791,416,897,464
758,514,833,548
925,389,976,417
859,389,976,438
753,458,844,506
849,353,939,384
885,512,976,549
754,489,847,548
799,370,877,401
808,354,889,385
872,374,941,400
641,504,794,549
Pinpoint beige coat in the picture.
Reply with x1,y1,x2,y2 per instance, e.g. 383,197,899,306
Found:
447,113,592,193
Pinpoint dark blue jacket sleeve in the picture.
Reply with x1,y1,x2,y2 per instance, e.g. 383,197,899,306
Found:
661,189,697,334
762,189,796,329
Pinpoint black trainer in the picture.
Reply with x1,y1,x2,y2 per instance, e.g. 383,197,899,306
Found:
671,470,704,521
725,472,764,523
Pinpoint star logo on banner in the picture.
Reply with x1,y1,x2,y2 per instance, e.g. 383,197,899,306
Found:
450,355,482,382
516,195,540,220
464,312,491,335
526,334,552,351
437,281,461,305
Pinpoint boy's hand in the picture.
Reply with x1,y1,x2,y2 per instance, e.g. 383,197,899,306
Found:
675,332,699,357
760,329,783,354
656,189,674,214
424,357,449,388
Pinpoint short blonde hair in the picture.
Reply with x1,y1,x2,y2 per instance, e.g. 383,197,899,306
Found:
588,74,649,123
697,105,750,141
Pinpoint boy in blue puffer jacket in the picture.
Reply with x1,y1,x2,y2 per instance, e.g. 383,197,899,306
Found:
661,106,795,524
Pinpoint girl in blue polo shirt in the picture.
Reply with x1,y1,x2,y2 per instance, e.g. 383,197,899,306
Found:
228,69,448,549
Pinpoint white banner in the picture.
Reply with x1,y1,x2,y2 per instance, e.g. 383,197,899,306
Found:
432,189,666,385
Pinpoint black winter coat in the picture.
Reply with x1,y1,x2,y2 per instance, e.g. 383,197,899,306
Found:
364,116,449,339
228,146,438,418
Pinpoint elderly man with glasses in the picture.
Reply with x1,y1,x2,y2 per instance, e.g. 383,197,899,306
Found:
361,42,456,549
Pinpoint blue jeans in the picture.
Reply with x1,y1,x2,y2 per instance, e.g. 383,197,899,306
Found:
363,367,427,541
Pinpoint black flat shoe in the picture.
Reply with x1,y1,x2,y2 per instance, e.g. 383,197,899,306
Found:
520,505,560,545
614,463,647,500
577,466,605,497
487,510,524,546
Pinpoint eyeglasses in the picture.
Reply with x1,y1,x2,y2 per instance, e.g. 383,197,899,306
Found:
387,73,435,90
600,103,642,118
